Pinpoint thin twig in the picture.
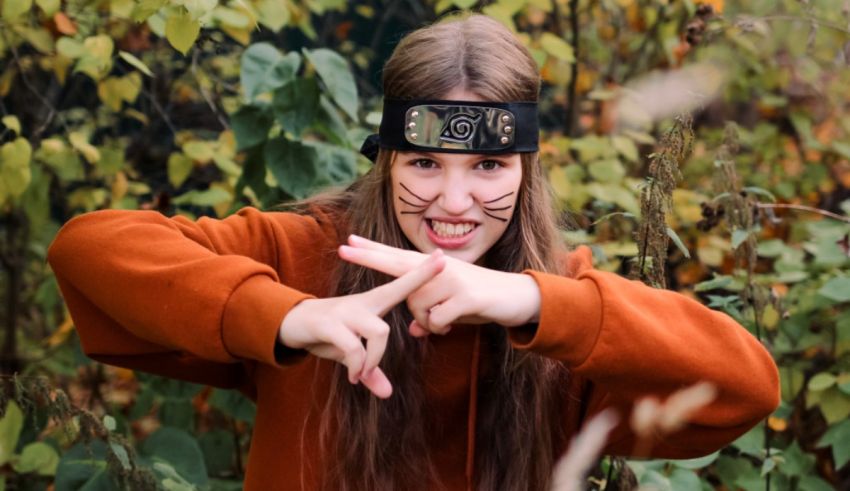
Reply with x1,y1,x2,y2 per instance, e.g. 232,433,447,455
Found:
564,0,580,137
748,14,850,35
191,49,230,131
757,203,850,224
0,27,66,137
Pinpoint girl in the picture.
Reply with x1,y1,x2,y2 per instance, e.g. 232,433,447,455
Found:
47,14,779,491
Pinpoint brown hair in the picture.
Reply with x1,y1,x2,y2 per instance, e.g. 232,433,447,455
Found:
305,14,570,490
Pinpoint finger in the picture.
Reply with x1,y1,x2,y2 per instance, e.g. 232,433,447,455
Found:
348,315,391,377
427,297,464,335
348,235,422,258
363,250,446,315
316,324,367,384
359,366,393,399
409,320,430,337
339,245,419,278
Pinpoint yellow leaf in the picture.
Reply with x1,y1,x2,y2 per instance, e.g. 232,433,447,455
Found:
51,53,74,84
34,0,58,15
165,9,200,55
178,0,217,19
0,138,33,206
44,310,74,348
167,152,194,188
255,0,289,31
97,77,124,111
214,6,251,28
110,0,135,18
118,51,154,77
182,140,215,163
56,37,85,58
111,171,128,202
75,35,114,80
2,0,32,20
2,115,21,135
124,108,149,125
540,32,575,63
221,24,251,45
117,72,142,103
16,26,55,54
0,67,17,97
69,131,100,163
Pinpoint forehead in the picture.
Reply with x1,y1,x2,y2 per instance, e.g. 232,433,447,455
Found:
393,151,520,163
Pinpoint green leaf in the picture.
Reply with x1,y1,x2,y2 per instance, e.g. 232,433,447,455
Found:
588,159,625,183
539,32,575,62
198,430,234,476
165,9,200,55
141,427,208,486
241,44,300,102
780,441,814,477
731,229,751,249
56,37,85,58
742,186,776,202
586,183,640,215
0,402,23,466
13,442,60,475
255,0,289,31
118,51,154,77
102,415,116,432
0,137,32,206
272,77,320,137
264,138,318,199
694,274,733,292
809,372,837,391
231,106,273,151
172,188,231,207
34,0,59,15
108,442,131,471
2,0,32,20
1,115,20,135
670,451,719,470
668,468,701,489
732,425,764,457
819,277,850,303
833,141,850,160
209,390,256,423
612,135,639,162
167,152,194,188
666,227,691,258
54,441,111,490
817,419,850,469
303,48,358,121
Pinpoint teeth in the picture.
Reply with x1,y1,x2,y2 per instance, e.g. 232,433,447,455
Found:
431,220,475,238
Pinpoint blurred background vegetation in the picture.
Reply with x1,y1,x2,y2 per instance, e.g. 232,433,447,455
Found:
1,0,849,489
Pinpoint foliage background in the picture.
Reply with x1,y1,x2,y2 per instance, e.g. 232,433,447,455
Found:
1,0,850,489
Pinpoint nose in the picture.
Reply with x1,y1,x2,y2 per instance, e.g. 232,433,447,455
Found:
437,171,474,215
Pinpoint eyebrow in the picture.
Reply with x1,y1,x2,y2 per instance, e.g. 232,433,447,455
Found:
405,151,517,162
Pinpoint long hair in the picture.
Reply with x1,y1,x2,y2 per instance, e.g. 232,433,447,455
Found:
303,14,571,490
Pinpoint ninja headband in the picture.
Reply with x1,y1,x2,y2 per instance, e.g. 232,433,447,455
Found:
360,99,539,162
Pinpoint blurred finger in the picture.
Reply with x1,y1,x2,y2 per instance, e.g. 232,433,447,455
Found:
409,320,430,337
349,315,391,377
339,245,418,277
363,250,446,315
359,366,393,399
427,298,462,335
317,324,367,384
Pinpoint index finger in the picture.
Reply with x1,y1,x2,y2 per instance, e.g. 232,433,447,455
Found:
362,250,445,315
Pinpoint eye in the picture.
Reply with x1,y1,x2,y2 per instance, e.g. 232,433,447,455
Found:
411,158,437,169
476,160,503,171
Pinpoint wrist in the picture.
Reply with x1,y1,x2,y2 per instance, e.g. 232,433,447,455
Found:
514,272,541,325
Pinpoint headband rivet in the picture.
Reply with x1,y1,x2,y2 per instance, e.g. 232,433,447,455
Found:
408,122,416,129
501,114,510,123
500,136,509,144
411,111,419,118
504,125,513,134
411,133,418,140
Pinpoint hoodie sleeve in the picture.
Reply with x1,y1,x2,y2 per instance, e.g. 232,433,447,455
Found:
510,246,780,458
46,206,338,389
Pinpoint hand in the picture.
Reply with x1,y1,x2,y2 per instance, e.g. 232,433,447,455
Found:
278,250,446,399
338,235,541,337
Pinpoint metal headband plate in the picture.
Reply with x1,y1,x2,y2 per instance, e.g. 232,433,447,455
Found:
404,105,516,151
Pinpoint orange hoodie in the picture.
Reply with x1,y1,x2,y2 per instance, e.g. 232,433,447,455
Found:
46,206,780,490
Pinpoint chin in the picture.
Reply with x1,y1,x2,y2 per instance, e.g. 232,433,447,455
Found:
440,248,482,264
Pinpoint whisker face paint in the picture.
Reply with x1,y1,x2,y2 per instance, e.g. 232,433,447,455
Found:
483,191,514,204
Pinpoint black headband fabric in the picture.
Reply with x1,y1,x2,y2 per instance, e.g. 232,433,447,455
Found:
360,99,539,162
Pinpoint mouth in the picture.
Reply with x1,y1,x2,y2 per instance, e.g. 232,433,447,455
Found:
424,218,480,249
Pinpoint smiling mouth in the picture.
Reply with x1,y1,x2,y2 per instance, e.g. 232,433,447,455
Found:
426,219,479,239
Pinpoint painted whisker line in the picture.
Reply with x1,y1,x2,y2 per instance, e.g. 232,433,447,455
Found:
483,211,508,222
400,182,434,204
400,210,426,215
483,205,512,211
484,192,514,204
399,197,427,208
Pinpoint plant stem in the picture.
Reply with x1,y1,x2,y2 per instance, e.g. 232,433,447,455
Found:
757,203,850,224
565,0,580,137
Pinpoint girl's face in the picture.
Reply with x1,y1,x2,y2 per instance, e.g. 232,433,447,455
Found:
390,151,522,263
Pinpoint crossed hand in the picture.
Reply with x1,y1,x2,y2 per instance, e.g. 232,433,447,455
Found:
278,235,541,399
